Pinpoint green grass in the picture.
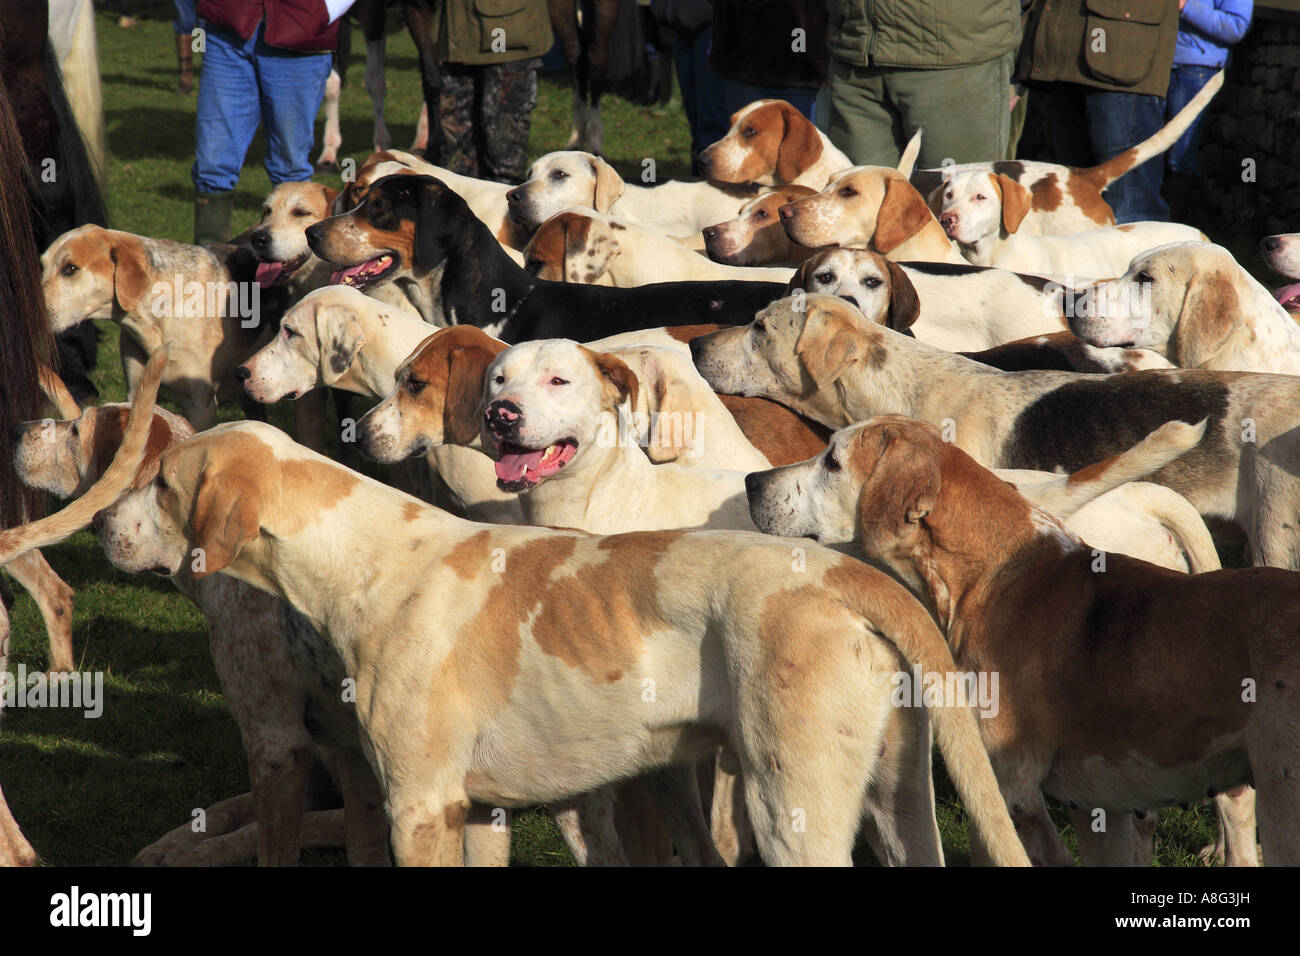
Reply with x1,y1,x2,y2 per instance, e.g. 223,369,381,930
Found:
1,3,1220,867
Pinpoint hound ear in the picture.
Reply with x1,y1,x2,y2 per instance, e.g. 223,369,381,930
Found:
443,342,501,445
110,233,152,312
1173,272,1244,368
315,304,365,386
796,303,863,390
885,261,922,332
786,256,816,295
995,174,1031,234
191,470,261,578
776,105,822,182
855,429,941,544
413,181,456,270
585,347,640,413
873,178,933,255
619,351,698,463
566,217,618,284
591,157,625,213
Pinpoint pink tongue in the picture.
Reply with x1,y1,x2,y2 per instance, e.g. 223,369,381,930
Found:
330,261,371,285
255,261,285,287
1275,282,1300,308
495,448,546,483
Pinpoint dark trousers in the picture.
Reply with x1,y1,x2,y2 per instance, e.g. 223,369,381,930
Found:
673,26,729,175
1165,64,1217,175
1049,84,1170,223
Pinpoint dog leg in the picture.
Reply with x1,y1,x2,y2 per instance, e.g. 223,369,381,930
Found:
643,766,726,866
326,748,391,866
1200,785,1260,866
292,388,330,454
317,69,343,169
388,794,470,866
858,706,944,866
972,789,1071,867
0,778,36,867
1072,808,1143,866
709,756,755,866
550,788,629,866
131,792,261,865
464,805,511,866
614,778,676,865
364,36,391,151
6,550,76,673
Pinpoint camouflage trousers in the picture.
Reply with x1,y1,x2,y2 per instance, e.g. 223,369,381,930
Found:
437,58,540,185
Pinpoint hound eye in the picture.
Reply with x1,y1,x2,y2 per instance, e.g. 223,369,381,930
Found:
551,169,568,180
154,473,168,491
814,271,833,284
824,452,841,472
863,277,882,289
406,379,428,396
753,210,768,220
494,375,505,385
974,194,987,201
753,320,766,334
549,377,569,386
292,208,312,218
284,326,299,338
1135,271,1153,284
743,127,757,138
61,263,79,276
944,191,952,200
839,186,856,197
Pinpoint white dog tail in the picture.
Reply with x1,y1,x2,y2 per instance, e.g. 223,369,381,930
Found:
1087,71,1224,192
1017,419,1207,518
854,576,1031,867
1128,483,1223,574
897,128,923,178
0,348,166,565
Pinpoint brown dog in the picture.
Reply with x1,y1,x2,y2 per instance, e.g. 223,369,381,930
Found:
747,414,1300,866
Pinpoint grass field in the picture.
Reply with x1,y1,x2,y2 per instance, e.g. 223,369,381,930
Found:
0,2,1222,867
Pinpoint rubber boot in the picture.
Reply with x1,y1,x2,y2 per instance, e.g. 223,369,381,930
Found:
194,190,234,245
176,33,194,95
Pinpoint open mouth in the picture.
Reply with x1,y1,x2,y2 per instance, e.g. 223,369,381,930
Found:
1275,281,1300,311
254,251,310,287
494,438,578,492
329,254,398,289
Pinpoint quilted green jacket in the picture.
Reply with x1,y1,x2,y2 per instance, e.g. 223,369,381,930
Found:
826,0,1022,69
438,0,552,66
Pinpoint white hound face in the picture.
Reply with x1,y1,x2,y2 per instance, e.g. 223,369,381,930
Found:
790,248,893,317
690,296,818,398
935,171,1004,245
506,152,625,228
239,287,367,403
745,426,863,545
96,465,191,577
1067,243,1248,362
481,339,637,493
41,225,120,331
249,182,338,287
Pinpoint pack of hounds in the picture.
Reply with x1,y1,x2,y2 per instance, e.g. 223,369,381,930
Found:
4,72,1300,868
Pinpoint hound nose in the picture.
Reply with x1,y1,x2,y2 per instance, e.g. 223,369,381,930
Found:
702,226,717,241
939,212,958,232
250,229,271,251
689,337,705,362
10,421,27,442
235,365,252,382
91,508,107,535
506,187,523,205
304,224,324,246
1262,236,1282,253
484,400,523,438
779,204,797,220
696,151,712,171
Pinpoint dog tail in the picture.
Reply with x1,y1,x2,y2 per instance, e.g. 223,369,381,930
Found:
0,348,166,565
897,128,923,178
848,571,1031,867
1084,71,1224,194
1130,482,1223,574
1019,419,1207,518
38,365,82,420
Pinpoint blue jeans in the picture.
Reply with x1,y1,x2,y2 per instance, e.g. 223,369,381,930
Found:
724,81,817,123
1049,85,1170,223
1165,65,1217,175
674,27,729,174
191,23,332,194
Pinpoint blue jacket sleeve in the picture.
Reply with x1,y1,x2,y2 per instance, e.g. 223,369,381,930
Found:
1180,0,1253,46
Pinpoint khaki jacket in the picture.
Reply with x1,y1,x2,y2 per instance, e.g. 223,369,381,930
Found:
438,0,552,66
